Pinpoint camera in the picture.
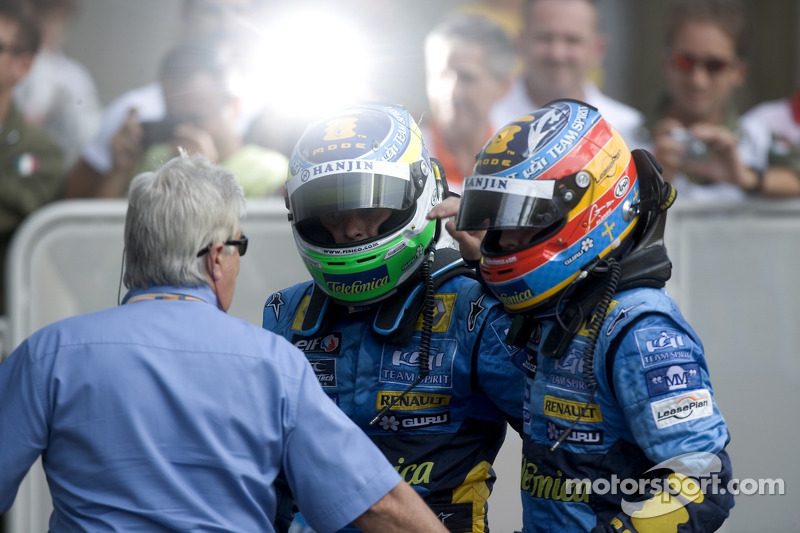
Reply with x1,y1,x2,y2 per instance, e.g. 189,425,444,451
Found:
140,118,181,147
670,128,708,161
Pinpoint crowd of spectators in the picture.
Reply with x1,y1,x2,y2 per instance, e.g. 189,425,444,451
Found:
6,0,800,206
1,0,797,344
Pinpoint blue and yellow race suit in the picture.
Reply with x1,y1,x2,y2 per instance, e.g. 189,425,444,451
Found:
263,274,525,533
520,287,733,532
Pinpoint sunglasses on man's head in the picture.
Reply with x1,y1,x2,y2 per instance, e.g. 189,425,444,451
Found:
196,235,248,257
669,51,737,75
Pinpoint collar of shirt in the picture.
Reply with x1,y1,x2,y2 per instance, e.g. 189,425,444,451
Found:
121,284,216,305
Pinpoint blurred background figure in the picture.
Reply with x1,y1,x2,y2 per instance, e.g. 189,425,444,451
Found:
490,0,644,145
13,0,100,170
61,0,267,199
741,87,800,196
457,0,524,41
642,0,769,201
422,12,514,194
0,0,63,318
89,40,287,198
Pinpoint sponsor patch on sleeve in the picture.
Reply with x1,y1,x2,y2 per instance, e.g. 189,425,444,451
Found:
634,327,694,368
645,362,702,397
650,388,713,429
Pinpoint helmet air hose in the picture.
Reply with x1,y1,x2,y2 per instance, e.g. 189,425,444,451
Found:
550,258,620,451
370,247,436,425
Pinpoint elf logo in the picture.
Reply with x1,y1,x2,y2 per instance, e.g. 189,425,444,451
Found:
291,333,342,355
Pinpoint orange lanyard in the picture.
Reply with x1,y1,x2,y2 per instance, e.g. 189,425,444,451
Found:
125,293,204,304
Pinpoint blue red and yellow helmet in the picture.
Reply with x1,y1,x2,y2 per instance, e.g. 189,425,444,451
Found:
456,99,641,313
286,103,442,305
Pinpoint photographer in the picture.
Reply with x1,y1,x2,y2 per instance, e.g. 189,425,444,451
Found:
88,40,287,199
640,0,769,201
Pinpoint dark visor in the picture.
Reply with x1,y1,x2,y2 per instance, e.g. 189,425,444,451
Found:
456,176,565,231
287,160,415,223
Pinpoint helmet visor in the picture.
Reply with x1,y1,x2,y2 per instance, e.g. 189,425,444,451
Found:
287,159,415,223
456,176,564,231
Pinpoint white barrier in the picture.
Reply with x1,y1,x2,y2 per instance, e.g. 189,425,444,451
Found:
663,199,799,532
2,197,798,532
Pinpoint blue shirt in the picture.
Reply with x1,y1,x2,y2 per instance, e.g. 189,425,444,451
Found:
0,285,400,533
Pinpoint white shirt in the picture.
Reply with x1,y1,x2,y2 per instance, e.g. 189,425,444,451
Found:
490,77,646,149
14,50,102,168
742,97,800,145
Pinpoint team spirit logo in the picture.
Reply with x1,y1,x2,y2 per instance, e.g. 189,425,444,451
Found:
635,327,694,368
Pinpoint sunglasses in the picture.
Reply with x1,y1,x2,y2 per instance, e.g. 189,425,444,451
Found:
196,234,248,257
669,51,737,75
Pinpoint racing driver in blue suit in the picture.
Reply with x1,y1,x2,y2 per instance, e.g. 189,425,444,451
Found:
443,99,734,532
262,103,525,533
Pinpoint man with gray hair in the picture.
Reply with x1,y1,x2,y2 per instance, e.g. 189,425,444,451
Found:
422,12,515,194
0,154,449,533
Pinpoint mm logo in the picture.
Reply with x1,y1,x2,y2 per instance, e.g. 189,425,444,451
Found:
646,363,701,397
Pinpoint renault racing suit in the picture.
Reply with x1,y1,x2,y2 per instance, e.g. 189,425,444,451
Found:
520,286,734,532
263,273,525,533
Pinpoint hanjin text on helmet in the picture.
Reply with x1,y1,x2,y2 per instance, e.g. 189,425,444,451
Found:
310,160,374,177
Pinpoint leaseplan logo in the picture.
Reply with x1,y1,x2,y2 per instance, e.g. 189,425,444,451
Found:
650,389,712,429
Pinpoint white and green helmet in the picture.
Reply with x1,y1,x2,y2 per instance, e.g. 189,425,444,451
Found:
286,103,442,305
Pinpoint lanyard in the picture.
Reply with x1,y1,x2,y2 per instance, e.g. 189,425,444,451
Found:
125,293,204,304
